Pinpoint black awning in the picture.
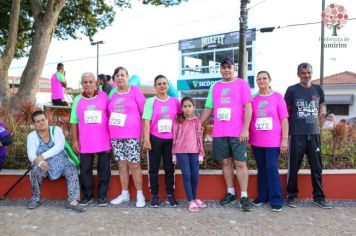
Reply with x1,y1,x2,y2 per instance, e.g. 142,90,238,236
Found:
325,94,354,105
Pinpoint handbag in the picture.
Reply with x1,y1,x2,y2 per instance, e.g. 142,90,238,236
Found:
51,126,80,169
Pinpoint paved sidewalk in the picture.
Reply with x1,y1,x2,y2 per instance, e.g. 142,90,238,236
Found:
1,200,356,235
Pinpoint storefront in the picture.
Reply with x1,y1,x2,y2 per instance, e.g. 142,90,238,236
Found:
177,29,257,113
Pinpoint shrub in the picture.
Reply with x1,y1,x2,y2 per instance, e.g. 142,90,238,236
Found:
2,105,356,170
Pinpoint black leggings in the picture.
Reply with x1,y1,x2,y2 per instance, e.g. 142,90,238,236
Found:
148,135,174,197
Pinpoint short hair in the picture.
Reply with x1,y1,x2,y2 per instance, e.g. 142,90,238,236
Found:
57,63,64,70
31,110,46,123
297,62,312,73
106,75,112,82
98,74,107,82
154,74,168,85
81,72,96,82
112,66,128,78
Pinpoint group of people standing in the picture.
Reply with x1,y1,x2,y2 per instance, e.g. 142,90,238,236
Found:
26,58,331,213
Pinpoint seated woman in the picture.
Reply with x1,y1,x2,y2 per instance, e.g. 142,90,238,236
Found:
26,110,85,213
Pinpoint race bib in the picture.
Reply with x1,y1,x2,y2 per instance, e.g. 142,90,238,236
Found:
84,110,102,124
217,108,231,121
158,119,172,133
255,117,273,130
109,112,127,127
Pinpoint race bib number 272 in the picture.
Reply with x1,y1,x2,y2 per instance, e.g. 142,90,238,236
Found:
255,117,273,130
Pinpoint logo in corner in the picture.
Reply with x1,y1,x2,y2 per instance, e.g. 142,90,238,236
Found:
322,4,348,36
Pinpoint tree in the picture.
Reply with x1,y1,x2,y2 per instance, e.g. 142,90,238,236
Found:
0,0,21,102
0,0,186,106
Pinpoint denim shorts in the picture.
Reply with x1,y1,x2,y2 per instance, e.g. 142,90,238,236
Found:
212,137,247,161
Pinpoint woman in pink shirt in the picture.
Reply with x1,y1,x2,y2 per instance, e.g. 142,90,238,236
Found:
108,66,146,208
249,71,289,212
172,97,206,212
142,75,180,207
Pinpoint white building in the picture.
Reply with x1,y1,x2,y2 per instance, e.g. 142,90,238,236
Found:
8,76,52,105
312,71,356,121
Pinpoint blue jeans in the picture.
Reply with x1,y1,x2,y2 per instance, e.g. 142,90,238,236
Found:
176,153,199,201
251,146,283,208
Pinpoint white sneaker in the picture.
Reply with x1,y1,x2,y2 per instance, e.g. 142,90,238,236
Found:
110,194,130,205
136,195,146,208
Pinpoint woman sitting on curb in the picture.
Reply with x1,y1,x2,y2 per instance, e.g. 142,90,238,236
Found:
26,110,85,213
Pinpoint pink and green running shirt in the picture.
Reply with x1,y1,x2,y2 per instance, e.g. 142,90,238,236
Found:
108,86,146,139
70,91,111,153
249,91,289,148
205,78,252,138
142,96,180,139
51,72,65,100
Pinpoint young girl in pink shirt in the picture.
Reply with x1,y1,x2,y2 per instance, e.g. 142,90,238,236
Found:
172,97,206,212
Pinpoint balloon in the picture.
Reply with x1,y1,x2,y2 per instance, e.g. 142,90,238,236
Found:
167,80,179,97
128,74,141,86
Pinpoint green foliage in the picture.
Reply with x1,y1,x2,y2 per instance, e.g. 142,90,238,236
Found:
0,1,33,58
0,0,116,58
141,0,187,6
55,0,115,42
1,101,39,169
0,0,187,58
6,105,354,171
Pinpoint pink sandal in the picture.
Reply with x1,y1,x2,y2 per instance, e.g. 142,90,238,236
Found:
188,201,200,212
195,199,207,208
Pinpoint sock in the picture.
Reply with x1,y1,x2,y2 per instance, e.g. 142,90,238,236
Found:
122,190,129,196
137,190,144,198
241,191,248,198
227,187,235,195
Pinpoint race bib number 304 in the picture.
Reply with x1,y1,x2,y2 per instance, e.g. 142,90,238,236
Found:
109,112,127,127
255,117,273,130
217,108,231,121
84,110,102,124
158,119,172,133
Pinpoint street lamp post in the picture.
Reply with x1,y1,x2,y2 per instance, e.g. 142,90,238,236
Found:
91,40,104,77
320,0,325,89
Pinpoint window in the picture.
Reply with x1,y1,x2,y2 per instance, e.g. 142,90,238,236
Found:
326,104,349,115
